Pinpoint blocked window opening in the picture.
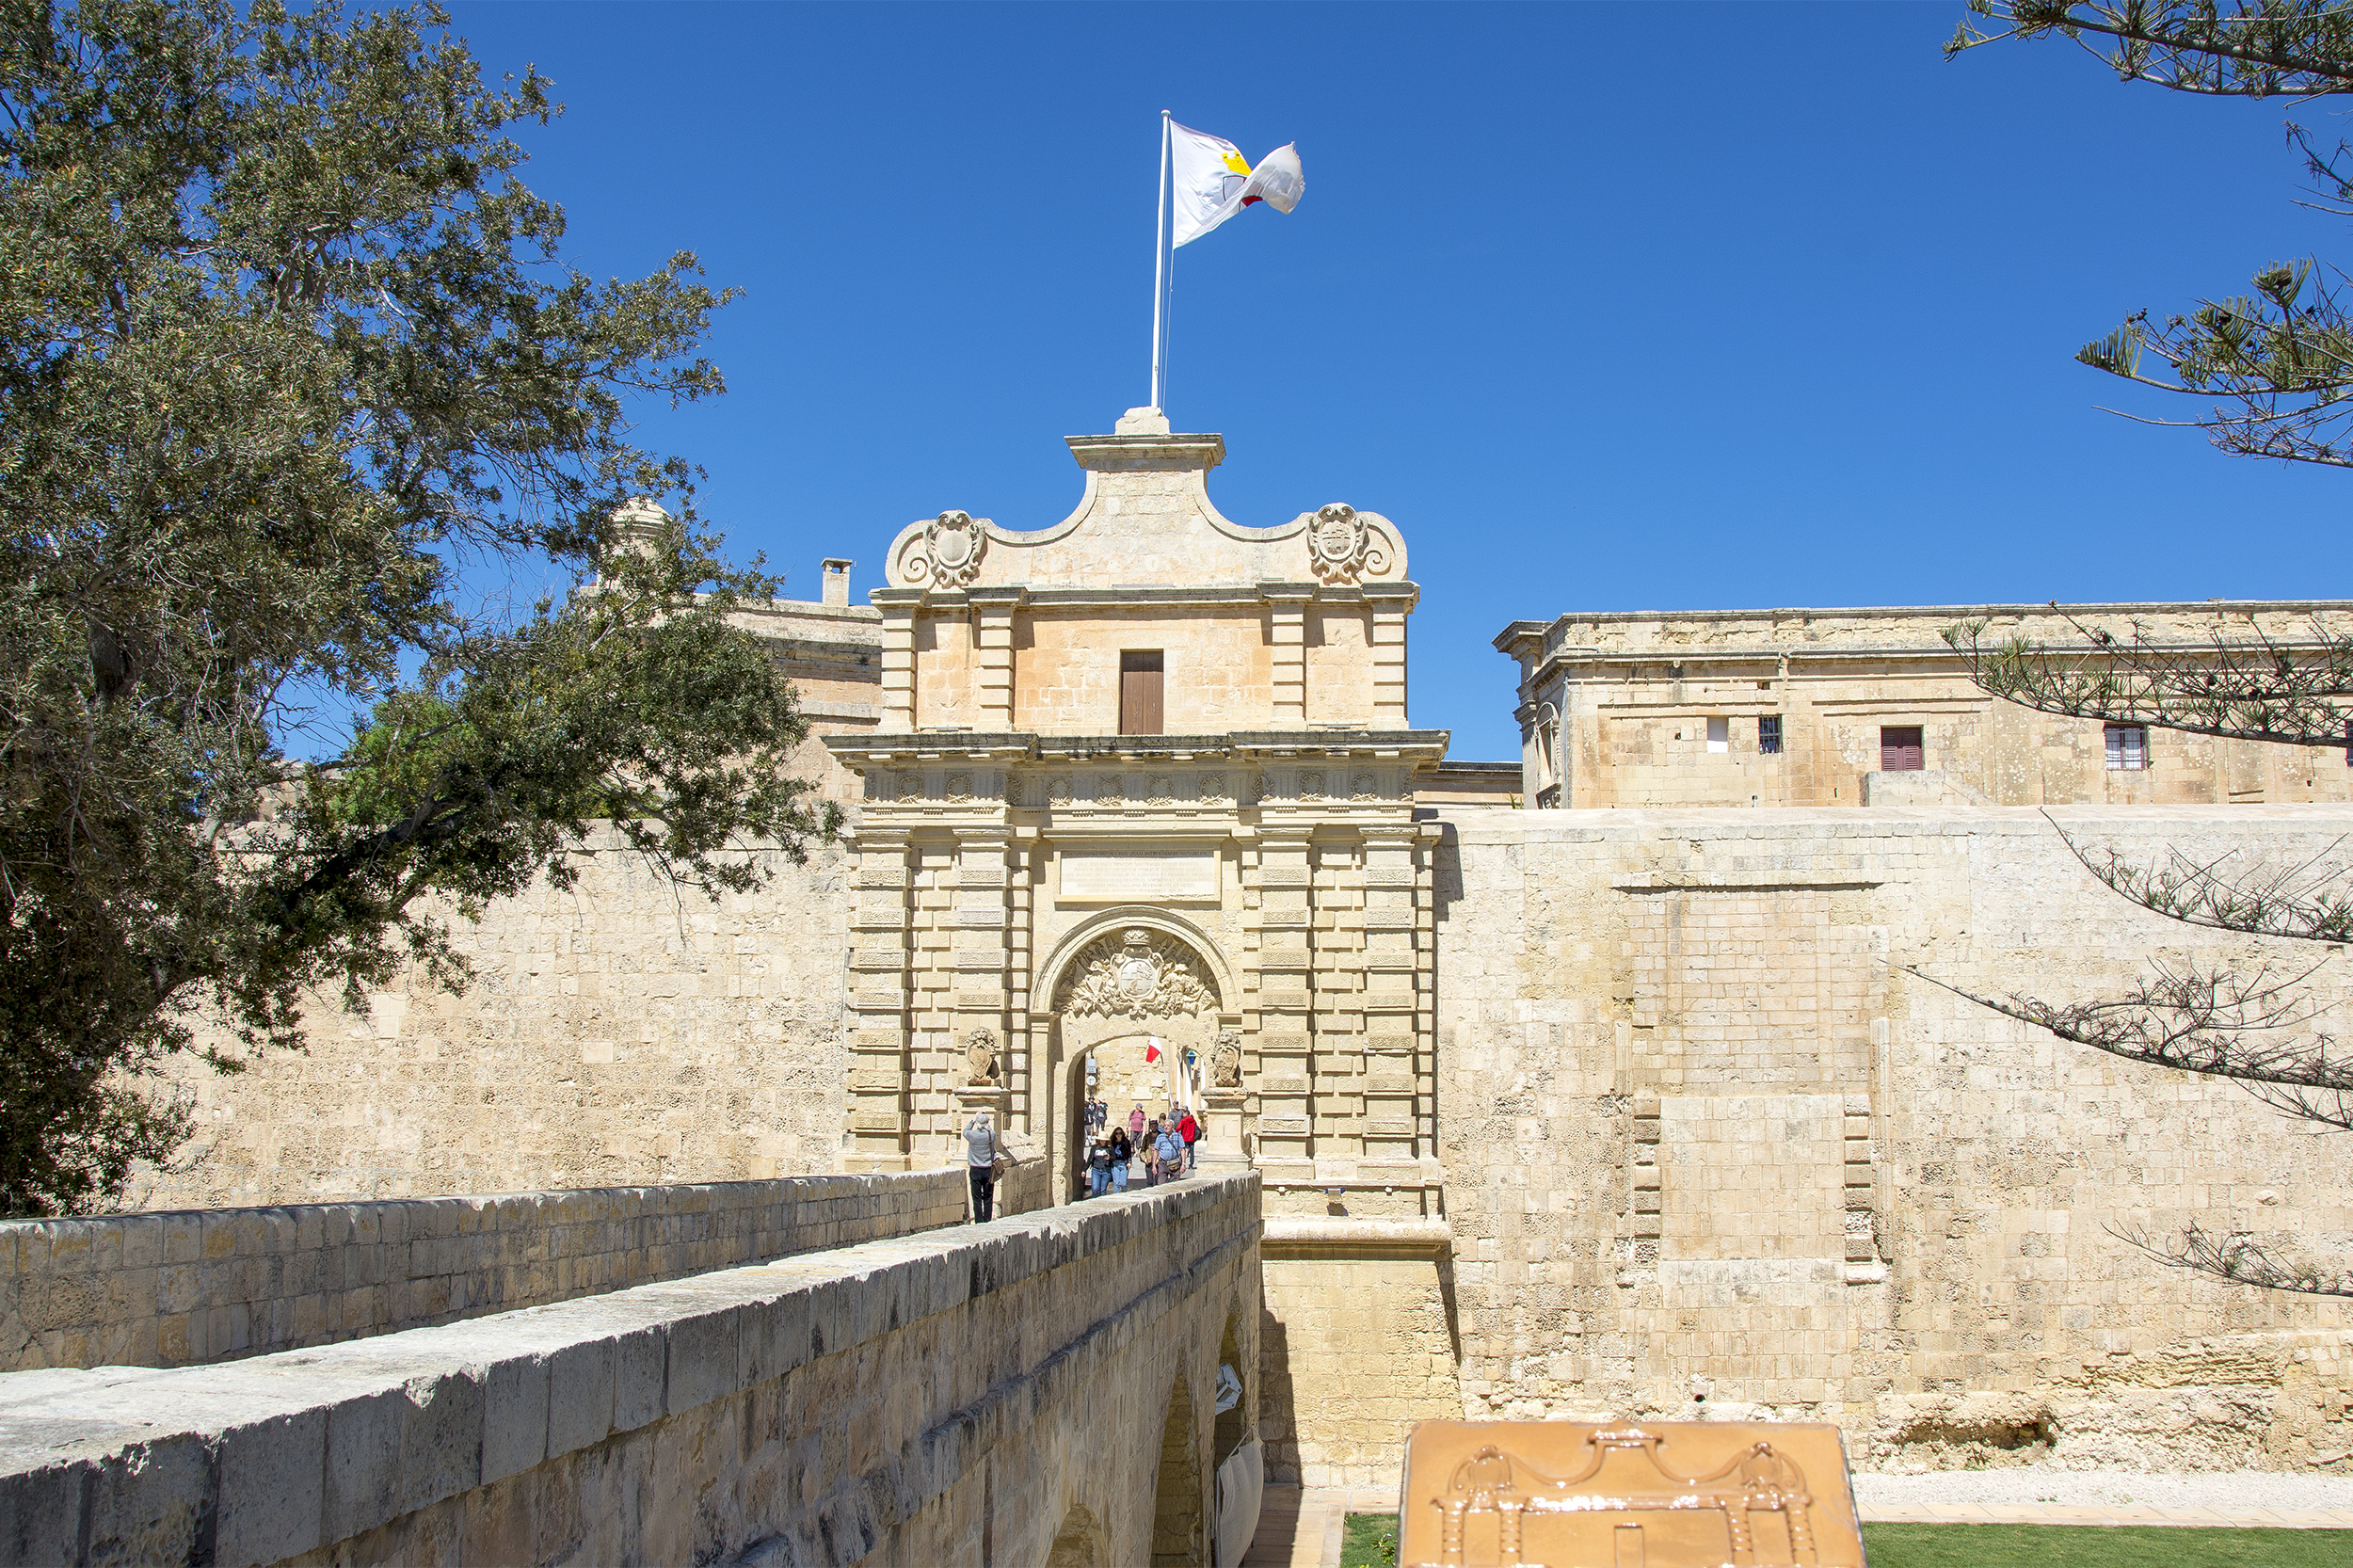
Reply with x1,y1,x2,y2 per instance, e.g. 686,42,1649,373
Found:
2105,723,2149,771
1759,715,1784,756
1880,726,1924,772
1705,717,1729,754
1121,650,1164,735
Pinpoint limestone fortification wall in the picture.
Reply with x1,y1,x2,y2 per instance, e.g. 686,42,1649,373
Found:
143,831,861,1210
0,1174,1261,1568
1432,805,2353,1472
0,1170,965,1374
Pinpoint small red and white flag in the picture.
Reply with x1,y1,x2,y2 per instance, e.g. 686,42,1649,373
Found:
1144,1041,1162,1064
1169,121,1304,247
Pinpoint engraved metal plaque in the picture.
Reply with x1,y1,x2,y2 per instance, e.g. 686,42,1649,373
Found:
1397,1420,1865,1567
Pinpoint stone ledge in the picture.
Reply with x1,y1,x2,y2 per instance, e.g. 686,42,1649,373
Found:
0,1172,1261,1568
1260,1217,1451,1257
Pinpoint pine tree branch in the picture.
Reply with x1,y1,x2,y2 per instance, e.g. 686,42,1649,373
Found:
1945,608,2353,747
2045,812,2353,941
2113,1221,2353,1296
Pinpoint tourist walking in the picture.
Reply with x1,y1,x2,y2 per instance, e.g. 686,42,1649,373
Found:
1142,1120,1163,1186
1108,1125,1131,1192
1087,1137,1112,1197
1085,1095,1107,1136
1177,1108,1199,1172
1128,1102,1146,1144
965,1111,1012,1223
1155,1119,1185,1183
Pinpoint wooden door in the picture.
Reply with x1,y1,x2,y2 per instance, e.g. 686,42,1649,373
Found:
1120,650,1163,735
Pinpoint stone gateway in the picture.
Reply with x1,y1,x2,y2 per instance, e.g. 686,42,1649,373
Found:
120,412,2351,1493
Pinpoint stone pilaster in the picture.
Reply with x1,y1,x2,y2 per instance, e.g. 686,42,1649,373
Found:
1005,834,1037,1134
1266,590,1311,724
952,831,1014,1141
1311,832,1367,1159
1361,825,1424,1163
845,828,914,1171
970,588,1023,731
1368,587,1413,730
1255,831,1315,1167
874,592,918,730
907,841,959,1156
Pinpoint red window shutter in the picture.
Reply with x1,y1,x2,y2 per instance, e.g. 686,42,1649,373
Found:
1880,726,1924,772
1120,651,1163,735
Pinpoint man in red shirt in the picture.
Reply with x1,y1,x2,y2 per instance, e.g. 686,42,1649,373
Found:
1177,1108,1200,1172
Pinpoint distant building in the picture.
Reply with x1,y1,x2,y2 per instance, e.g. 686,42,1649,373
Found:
1497,600,2353,809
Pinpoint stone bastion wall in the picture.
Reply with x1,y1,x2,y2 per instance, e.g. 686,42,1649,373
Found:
0,1170,967,1374
1430,805,2353,1475
142,831,863,1211
0,1173,1263,1568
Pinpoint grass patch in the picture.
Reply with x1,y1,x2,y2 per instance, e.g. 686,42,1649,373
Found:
1865,1523,2353,1565
1340,1513,2353,1566
1340,1512,1397,1568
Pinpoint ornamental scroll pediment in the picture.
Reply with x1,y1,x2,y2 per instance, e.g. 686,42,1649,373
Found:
1305,503,1391,584
899,509,985,586
1057,928,1218,1019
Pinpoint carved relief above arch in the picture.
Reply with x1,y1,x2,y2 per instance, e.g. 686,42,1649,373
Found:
1034,908,1236,1020
1057,927,1219,1020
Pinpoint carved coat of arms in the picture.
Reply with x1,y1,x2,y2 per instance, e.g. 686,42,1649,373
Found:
920,509,985,585
1060,929,1216,1019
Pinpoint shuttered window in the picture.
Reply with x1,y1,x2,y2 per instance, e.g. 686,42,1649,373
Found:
1880,726,1924,772
1120,650,1163,735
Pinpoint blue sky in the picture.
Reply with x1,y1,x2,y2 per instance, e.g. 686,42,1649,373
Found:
448,0,2352,762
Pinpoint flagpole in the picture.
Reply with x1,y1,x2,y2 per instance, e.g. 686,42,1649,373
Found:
1149,109,1170,414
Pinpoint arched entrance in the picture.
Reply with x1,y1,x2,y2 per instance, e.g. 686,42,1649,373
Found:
1037,914,1234,1203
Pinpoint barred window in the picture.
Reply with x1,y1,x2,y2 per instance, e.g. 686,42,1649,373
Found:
2105,724,2148,771
1759,715,1783,756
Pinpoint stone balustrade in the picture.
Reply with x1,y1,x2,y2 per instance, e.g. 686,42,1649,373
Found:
0,1170,968,1373
0,1172,1261,1568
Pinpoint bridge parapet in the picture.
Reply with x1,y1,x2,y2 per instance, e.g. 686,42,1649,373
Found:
0,1172,1262,1568
0,1169,968,1374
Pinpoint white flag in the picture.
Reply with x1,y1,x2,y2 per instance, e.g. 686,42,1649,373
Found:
1169,121,1304,248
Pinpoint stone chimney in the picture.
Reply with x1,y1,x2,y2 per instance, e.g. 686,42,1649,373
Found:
823,558,853,607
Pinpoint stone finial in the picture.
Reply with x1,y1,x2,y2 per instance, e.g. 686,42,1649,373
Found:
1114,406,1171,435
822,558,853,607
606,496,670,561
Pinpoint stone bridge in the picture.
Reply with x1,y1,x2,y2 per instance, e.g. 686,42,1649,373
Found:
0,1173,1262,1567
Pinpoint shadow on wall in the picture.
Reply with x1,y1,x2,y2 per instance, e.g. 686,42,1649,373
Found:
1046,1502,1110,1568
1259,1301,1298,1483
1151,1372,1205,1568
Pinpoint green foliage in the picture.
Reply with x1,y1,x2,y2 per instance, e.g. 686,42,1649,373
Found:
1339,1513,1399,1568
1864,1523,2353,1566
0,0,834,1215
1951,5,2353,471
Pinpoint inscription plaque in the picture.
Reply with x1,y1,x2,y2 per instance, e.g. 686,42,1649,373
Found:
1059,848,1219,903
